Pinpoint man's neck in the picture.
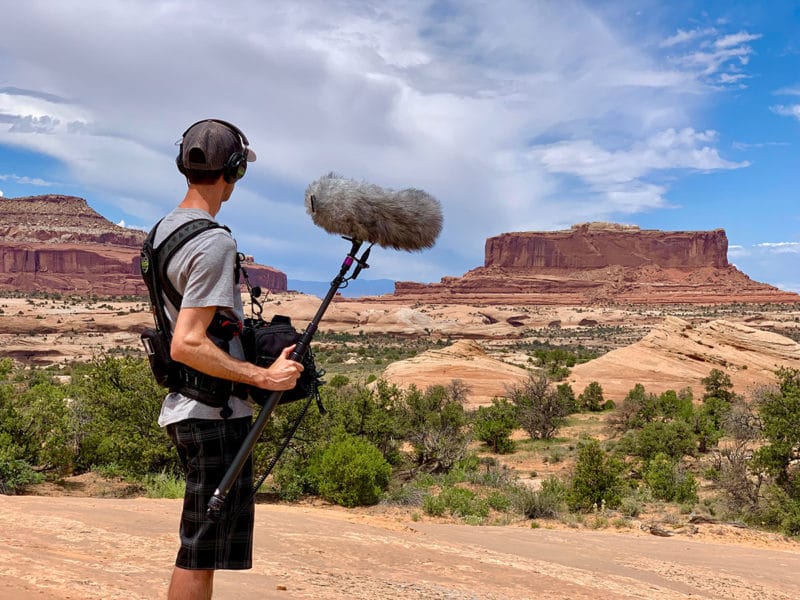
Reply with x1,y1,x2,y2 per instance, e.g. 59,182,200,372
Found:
179,183,225,216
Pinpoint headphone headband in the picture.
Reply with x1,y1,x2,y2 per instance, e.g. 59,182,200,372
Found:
181,118,249,148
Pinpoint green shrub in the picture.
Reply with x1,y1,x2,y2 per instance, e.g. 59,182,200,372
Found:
513,476,567,519
0,448,42,494
401,381,471,473
71,356,178,478
578,382,605,412
485,489,512,512
435,486,490,520
473,398,517,454
567,439,626,511
622,420,696,463
142,469,186,499
643,453,698,503
507,372,571,439
307,433,391,507
423,493,446,516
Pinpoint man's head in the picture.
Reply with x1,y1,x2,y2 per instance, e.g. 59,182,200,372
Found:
176,119,257,185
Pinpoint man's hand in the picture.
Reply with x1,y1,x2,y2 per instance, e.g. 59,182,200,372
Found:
252,344,304,391
171,306,302,391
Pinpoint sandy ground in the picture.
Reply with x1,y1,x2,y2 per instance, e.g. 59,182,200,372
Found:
1,495,799,600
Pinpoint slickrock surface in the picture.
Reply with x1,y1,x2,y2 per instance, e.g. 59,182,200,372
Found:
568,316,800,400
1,495,798,599
380,339,530,404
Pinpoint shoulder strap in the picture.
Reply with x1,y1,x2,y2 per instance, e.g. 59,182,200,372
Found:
140,219,227,331
155,219,227,310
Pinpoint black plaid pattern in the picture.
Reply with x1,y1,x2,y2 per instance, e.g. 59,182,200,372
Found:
167,417,254,570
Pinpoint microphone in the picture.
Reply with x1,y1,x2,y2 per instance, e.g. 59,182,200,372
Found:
304,173,443,251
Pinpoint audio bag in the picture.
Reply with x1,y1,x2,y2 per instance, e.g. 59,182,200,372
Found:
240,314,324,406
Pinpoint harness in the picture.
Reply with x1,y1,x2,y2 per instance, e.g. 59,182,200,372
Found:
140,218,244,418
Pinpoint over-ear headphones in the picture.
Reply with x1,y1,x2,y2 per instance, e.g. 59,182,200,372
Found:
175,118,251,183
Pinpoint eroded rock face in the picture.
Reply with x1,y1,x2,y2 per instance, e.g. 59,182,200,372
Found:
0,195,287,296
393,223,798,305
485,223,729,269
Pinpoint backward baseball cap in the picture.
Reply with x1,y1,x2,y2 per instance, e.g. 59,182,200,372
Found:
180,119,257,170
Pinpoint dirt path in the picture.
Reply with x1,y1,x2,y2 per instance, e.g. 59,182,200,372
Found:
1,496,799,599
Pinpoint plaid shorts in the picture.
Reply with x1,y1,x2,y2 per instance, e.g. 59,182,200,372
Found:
167,417,254,570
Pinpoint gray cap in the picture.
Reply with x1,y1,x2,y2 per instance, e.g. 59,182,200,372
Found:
180,119,257,170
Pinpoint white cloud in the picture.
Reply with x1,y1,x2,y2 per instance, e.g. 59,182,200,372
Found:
0,0,762,281
774,85,800,96
660,27,761,88
770,104,800,121
714,31,762,49
659,27,717,48
530,128,747,211
0,189,3,197
0,174,54,187
729,241,800,293
756,241,800,254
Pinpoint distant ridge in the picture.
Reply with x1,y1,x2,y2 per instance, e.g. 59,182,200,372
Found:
0,194,287,296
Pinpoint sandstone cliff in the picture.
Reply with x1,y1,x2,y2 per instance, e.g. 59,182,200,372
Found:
0,195,286,296
394,223,798,305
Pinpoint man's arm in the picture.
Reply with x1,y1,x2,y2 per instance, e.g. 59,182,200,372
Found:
170,305,302,391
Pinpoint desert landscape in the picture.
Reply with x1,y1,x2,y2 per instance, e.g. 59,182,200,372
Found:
1,292,799,599
2,196,800,598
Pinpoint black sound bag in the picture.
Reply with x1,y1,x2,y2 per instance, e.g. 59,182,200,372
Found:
240,314,325,405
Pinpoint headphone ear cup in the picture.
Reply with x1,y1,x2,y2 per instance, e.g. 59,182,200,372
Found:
223,152,245,183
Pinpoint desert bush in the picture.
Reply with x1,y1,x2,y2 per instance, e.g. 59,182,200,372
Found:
567,439,626,511
643,453,698,504
70,356,178,478
142,469,186,499
513,476,567,519
0,363,76,477
0,446,42,494
307,432,391,507
401,381,471,473
423,485,490,521
702,368,737,404
619,419,696,463
473,398,518,453
507,372,571,439
578,381,605,412
753,368,800,494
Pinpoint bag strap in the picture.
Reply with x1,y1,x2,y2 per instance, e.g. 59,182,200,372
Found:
155,219,229,310
140,218,229,330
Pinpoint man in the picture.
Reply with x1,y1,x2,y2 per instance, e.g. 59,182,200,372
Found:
153,119,303,600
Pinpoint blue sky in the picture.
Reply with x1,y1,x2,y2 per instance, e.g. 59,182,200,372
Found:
0,0,798,294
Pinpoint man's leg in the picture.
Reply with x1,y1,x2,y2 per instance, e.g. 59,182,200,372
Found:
168,566,214,600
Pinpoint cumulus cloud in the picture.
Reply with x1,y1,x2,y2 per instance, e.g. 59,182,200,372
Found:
529,128,747,211
0,0,761,280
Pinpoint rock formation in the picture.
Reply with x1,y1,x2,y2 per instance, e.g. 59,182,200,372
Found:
393,223,799,305
567,316,800,400
379,339,529,405
0,195,286,296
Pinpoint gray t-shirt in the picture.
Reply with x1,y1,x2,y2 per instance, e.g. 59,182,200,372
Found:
155,208,253,427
